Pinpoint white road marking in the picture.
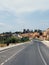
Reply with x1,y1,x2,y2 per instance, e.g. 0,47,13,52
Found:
0,49,9,53
0,47,25,65
0,43,25,53
38,44,47,65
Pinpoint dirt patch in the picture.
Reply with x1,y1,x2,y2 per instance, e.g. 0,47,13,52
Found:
0,44,7,47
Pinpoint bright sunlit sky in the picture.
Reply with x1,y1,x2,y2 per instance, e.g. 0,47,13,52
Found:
0,0,49,33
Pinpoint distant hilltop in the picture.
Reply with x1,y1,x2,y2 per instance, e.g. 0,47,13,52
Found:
0,28,49,40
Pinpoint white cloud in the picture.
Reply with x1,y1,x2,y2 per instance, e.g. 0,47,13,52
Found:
0,22,12,28
0,22,14,32
0,0,49,32
0,22,5,26
0,0,49,14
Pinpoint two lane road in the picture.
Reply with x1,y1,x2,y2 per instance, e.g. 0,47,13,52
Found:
0,40,49,65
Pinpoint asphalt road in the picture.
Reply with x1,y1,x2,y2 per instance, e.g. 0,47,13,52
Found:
0,40,49,65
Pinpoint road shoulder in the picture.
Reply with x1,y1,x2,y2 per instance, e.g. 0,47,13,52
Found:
41,40,49,48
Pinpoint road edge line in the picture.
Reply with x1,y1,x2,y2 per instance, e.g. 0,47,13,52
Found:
38,44,47,65
0,47,25,65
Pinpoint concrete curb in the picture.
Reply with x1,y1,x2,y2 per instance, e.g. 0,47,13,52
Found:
0,43,25,51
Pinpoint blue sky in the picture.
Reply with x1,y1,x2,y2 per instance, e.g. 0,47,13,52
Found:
0,0,49,33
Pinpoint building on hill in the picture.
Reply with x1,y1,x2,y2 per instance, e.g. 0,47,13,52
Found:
12,33,22,38
20,33,33,39
46,28,49,39
33,32,39,38
42,28,49,40
42,31,47,40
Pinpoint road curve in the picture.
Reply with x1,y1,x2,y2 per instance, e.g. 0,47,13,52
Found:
0,40,49,65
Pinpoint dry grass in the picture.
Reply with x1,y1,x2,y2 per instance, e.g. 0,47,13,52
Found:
0,44,7,47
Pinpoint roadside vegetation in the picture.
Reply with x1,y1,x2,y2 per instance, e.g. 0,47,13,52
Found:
0,28,49,47
0,36,29,47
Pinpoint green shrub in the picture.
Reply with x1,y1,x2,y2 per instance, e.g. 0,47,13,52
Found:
21,37,29,42
3,36,29,45
5,37,21,44
5,37,16,43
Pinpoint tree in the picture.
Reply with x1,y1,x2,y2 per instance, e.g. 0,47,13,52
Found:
23,29,26,33
30,30,33,33
34,29,38,32
26,29,30,33
38,29,42,35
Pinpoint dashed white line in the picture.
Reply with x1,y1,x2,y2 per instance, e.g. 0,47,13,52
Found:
0,47,25,65
38,44,47,65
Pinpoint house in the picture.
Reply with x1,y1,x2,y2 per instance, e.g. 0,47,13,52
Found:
42,28,49,40
12,33,22,38
20,33,33,39
33,32,39,38
46,28,49,39
42,31,47,40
